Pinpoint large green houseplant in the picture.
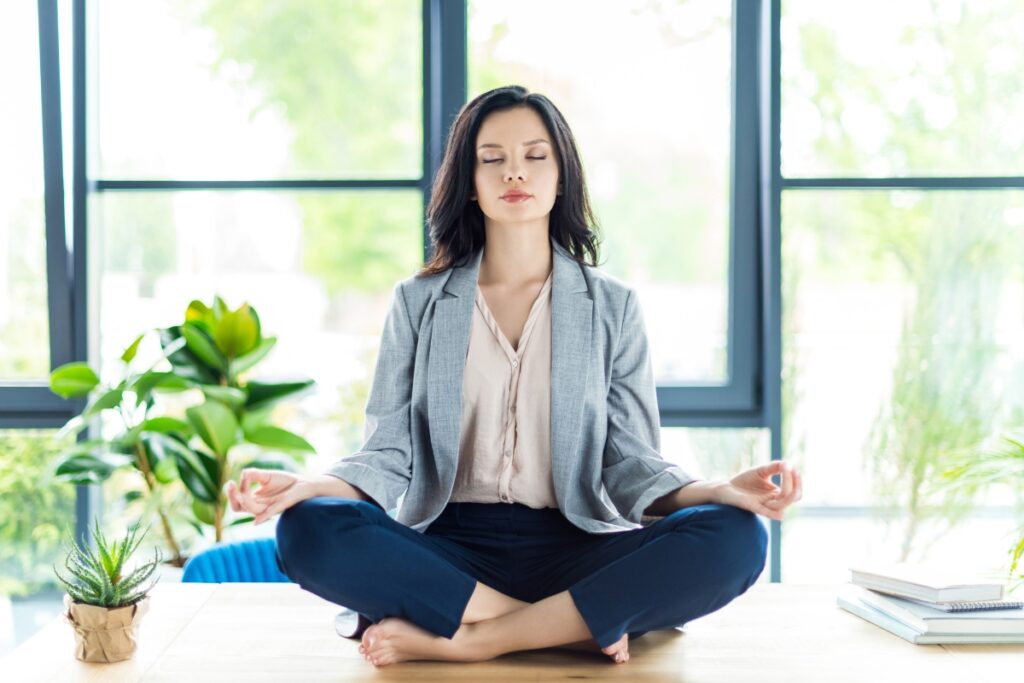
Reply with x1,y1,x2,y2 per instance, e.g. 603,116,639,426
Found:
49,296,316,567
936,433,1024,593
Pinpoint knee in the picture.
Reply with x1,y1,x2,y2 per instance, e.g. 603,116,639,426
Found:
275,497,379,572
667,503,768,582
713,504,768,583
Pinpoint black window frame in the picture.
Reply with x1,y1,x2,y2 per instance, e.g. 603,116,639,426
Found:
7,0,785,577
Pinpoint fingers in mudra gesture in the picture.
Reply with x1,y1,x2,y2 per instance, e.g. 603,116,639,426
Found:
714,460,802,521
224,468,312,526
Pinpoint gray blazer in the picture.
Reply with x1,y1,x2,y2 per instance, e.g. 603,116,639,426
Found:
324,235,698,534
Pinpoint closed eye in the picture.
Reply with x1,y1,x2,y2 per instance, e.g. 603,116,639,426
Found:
482,156,547,163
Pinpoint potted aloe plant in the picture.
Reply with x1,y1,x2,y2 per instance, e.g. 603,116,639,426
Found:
936,433,1024,594
49,296,316,567
54,518,161,663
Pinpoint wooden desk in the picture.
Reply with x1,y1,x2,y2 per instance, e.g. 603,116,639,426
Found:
2,583,1018,682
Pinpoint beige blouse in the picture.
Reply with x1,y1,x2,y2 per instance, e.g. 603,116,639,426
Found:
449,269,558,509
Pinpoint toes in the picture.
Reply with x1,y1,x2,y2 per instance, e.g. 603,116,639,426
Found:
361,624,379,650
601,634,630,663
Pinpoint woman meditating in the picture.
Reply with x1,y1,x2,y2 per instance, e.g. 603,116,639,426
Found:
225,85,802,668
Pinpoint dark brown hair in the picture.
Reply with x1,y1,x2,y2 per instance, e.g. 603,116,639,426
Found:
418,85,602,277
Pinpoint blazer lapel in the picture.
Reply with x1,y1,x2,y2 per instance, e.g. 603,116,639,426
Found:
425,236,593,505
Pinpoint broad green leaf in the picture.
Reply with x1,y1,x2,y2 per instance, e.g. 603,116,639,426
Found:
159,327,220,385
241,408,272,434
212,295,229,319
139,416,191,434
145,433,191,484
186,401,238,457
213,303,259,358
171,447,220,503
247,305,262,340
129,371,192,406
185,299,212,324
120,332,146,364
50,362,99,398
201,385,247,410
245,378,315,411
231,337,276,376
83,388,124,418
54,452,133,482
182,322,228,372
153,453,178,484
192,500,217,525
244,426,315,453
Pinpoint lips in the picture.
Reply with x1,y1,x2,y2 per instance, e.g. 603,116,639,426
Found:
501,191,532,201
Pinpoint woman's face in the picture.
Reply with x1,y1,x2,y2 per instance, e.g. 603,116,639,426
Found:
472,106,561,227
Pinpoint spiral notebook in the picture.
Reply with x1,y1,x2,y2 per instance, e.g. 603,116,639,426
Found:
851,585,1024,635
894,594,1024,612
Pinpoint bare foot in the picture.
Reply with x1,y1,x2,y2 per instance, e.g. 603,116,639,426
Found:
359,617,479,666
601,633,630,663
550,633,630,663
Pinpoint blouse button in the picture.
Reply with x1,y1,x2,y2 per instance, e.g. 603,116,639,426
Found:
511,359,519,368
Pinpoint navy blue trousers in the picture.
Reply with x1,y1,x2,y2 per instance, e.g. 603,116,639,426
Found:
275,498,767,649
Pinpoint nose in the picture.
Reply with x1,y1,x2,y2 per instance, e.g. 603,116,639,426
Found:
503,161,526,183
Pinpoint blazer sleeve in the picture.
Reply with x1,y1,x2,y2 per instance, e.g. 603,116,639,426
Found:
601,287,701,523
321,281,415,512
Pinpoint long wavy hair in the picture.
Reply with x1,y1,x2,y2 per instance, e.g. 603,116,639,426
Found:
417,85,602,277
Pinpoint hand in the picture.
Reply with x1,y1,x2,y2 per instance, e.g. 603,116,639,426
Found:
712,460,802,522
225,468,315,526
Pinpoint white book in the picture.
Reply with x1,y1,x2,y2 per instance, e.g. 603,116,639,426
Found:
850,585,1024,635
837,586,1024,645
849,563,1005,602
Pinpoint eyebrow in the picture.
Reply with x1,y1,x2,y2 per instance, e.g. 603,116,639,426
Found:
477,139,551,150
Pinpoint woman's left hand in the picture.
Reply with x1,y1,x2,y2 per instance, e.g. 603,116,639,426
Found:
712,460,802,521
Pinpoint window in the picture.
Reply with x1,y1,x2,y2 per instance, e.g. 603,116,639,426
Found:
0,3,52,381
778,0,1024,582
469,0,761,418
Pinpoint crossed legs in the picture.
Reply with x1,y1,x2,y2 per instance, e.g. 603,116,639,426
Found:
276,498,767,668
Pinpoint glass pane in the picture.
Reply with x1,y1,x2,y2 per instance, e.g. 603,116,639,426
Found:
469,0,732,384
94,0,422,179
782,0,1024,177
782,190,1024,570
0,3,51,379
90,190,422,551
0,430,76,657
782,515,1023,586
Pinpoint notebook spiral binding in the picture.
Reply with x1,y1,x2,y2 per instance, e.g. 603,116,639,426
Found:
943,600,1024,612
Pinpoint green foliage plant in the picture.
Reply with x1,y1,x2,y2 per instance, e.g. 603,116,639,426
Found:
49,296,316,566
935,434,1024,594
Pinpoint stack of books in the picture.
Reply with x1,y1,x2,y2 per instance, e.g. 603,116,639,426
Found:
837,563,1024,644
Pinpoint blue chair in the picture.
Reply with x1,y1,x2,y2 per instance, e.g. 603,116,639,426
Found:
181,538,292,583
181,537,371,639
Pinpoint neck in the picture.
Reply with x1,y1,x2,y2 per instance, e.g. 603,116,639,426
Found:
479,222,552,289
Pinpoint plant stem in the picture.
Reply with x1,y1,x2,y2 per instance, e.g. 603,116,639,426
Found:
132,440,185,566
117,404,185,566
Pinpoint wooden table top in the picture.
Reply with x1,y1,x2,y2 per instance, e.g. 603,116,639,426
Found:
2,582,1019,682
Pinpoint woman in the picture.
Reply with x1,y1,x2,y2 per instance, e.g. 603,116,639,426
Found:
225,85,802,667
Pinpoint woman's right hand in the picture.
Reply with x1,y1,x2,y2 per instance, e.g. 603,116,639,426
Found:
225,468,316,526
